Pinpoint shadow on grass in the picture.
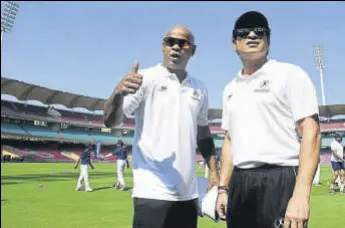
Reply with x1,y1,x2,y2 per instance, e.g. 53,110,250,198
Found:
1,172,133,185
93,186,114,191
1,181,23,186
93,186,133,192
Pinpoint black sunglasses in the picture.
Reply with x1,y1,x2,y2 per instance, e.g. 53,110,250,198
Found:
233,27,270,39
163,37,194,49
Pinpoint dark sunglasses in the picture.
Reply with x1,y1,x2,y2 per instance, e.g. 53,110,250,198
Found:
163,37,194,49
233,27,270,39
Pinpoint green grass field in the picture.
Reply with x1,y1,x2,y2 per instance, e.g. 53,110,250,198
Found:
1,163,344,228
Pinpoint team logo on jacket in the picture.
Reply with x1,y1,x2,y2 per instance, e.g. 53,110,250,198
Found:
158,85,167,91
254,79,271,92
191,89,201,100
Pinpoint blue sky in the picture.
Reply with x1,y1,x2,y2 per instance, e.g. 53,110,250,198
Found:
1,1,344,112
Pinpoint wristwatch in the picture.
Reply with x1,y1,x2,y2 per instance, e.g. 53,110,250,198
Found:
218,185,229,193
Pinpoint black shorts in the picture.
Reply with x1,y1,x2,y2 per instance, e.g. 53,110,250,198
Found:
226,164,304,228
132,197,198,228
331,161,345,171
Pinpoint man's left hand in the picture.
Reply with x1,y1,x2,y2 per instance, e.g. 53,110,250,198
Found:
207,171,219,191
284,195,309,228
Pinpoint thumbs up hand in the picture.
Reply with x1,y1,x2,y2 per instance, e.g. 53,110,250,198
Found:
115,61,143,95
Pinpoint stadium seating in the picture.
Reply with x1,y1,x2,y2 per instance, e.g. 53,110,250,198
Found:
1,122,28,135
90,133,134,145
320,153,331,165
209,125,222,132
1,98,344,166
321,137,345,147
35,150,74,162
321,122,345,130
4,99,343,134
23,124,61,139
214,139,224,148
1,145,53,162
2,150,20,158
91,119,104,125
322,137,333,147
60,129,92,141
120,136,134,145
1,120,134,144
91,132,118,143
60,150,117,162
1,145,85,162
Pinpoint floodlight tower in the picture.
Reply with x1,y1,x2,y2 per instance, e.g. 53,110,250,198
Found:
313,44,326,186
314,44,326,106
1,1,20,48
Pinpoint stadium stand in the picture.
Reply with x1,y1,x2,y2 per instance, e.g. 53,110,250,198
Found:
23,124,61,138
59,128,92,141
1,121,27,135
1,76,344,164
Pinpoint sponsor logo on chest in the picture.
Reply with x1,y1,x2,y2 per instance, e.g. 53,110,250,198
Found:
254,79,271,93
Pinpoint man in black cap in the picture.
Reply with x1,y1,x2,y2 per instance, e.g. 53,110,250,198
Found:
216,11,321,228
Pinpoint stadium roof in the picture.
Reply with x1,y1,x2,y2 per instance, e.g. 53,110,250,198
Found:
208,108,222,120
319,105,345,118
2,76,345,118
1,76,106,111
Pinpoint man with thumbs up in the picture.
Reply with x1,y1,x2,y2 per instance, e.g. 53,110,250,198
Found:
104,25,219,228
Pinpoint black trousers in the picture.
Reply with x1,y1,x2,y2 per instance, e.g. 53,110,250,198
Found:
132,197,198,228
226,164,302,228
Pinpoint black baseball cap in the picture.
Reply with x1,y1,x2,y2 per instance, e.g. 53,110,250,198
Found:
233,11,271,39
234,11,270,30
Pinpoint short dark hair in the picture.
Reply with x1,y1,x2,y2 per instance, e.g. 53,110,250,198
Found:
335,133,342,139
117,139,124,146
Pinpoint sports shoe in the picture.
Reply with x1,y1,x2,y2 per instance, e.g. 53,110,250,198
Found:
340,188,345,194
329,189,336,194
85,188,94,192
114,183,120,189
75,186,82,191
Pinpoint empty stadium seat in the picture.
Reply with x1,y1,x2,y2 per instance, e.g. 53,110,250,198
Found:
22,125,60,138
91,132,119,143
321,137,335,147
1,122,28,135
214,139,224,148
60,129,92,141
